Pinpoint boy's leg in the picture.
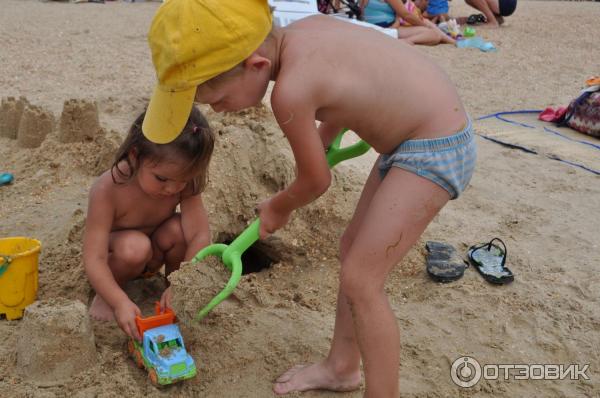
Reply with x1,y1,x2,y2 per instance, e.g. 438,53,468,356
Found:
275,166,450,396
339,167,449,397
274,160,384,395
89,230,153,321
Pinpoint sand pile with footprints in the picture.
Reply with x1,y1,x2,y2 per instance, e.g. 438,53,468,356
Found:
1,1,599,397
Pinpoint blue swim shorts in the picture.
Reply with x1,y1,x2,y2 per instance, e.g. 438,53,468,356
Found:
378,119,477,199
427,0,449,16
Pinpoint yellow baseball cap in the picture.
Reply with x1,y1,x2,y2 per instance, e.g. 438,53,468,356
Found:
142,0,272,144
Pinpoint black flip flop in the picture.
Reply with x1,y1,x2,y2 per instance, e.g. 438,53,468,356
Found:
468,238,514,284
426,241,466,283
466,13,487,25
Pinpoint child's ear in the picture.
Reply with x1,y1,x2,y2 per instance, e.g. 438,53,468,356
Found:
245,53,271,72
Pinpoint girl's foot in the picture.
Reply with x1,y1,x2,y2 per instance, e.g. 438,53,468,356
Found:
440,32,456,45
89,295,114,321
273,362,361,395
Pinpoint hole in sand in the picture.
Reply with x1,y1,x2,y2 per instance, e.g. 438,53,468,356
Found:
217,233,279,275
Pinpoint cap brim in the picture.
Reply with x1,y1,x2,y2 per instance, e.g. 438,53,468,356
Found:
142,85,196,144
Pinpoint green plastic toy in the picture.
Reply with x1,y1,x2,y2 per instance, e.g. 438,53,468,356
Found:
193,130,370,320
463,27,476,38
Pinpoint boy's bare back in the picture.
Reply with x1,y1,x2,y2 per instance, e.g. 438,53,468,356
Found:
273,15,467,153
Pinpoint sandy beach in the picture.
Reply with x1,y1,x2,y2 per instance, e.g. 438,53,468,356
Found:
0,0,599,397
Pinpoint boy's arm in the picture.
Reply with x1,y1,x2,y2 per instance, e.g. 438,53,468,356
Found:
261,88,331,236
318,121,344,150
179,192,211,261
82,183,141,340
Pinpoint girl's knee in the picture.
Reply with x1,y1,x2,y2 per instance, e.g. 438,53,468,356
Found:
115,234,153,267
166,214,183,234
155,214,184,247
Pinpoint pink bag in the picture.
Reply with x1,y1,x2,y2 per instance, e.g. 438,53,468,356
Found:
560,90,600,138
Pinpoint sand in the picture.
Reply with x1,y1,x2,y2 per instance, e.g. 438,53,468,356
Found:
0,0,599,397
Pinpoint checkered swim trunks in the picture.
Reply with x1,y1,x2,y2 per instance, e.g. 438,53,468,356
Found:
378,119,477,199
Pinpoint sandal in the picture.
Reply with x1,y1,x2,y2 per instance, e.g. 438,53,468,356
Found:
468,238,514,284
466,13,487,25
426,241,467,283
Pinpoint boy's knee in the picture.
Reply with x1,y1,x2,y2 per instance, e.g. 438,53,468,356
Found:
339,232,353,262
339,267,382,305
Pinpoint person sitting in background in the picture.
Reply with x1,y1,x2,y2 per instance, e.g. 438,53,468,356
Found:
361,0,455,45
423,0,450,23
458,0,517,27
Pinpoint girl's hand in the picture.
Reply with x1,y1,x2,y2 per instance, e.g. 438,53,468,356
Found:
257,198,291,239
159,287,173,312
114,299,142,341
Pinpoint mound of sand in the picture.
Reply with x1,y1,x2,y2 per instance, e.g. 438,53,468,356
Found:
17,299,97,387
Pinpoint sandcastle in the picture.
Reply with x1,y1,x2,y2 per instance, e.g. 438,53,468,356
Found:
16,299,98,386
58,99,101,143
0,96,120,175
17,105,55,148
0,97,29,139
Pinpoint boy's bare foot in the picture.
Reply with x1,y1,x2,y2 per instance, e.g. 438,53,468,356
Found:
273,362,361,395
89,295,114,321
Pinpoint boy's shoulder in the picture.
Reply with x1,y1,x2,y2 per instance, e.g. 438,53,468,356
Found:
281,13,347,37
280,13,399,58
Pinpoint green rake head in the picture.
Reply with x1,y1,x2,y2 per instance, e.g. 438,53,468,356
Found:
192,130,370,320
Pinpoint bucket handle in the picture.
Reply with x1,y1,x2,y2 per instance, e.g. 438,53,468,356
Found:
0,255,12,277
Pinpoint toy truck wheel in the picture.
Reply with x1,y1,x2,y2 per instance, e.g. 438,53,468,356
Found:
134,350,144,369
149,369,160,386
127,340,135,356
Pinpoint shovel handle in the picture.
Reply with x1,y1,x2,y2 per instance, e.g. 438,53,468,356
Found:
326,129,371,168
193,130,370,320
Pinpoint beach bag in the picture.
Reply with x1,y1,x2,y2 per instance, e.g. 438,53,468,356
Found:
559,89,600,138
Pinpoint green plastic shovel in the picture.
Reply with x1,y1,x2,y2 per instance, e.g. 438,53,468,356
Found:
193,130,370,320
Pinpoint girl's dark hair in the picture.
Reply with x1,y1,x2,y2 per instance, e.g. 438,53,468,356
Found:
111,106,215,195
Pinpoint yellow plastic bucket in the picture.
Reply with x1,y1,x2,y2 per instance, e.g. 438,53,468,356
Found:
0,237,41,320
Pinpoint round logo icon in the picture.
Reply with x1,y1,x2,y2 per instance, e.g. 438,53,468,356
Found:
451,356,482,388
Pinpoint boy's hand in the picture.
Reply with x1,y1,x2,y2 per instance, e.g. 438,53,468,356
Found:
159,287,173,312
257,198,291,239
114,299,142,342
